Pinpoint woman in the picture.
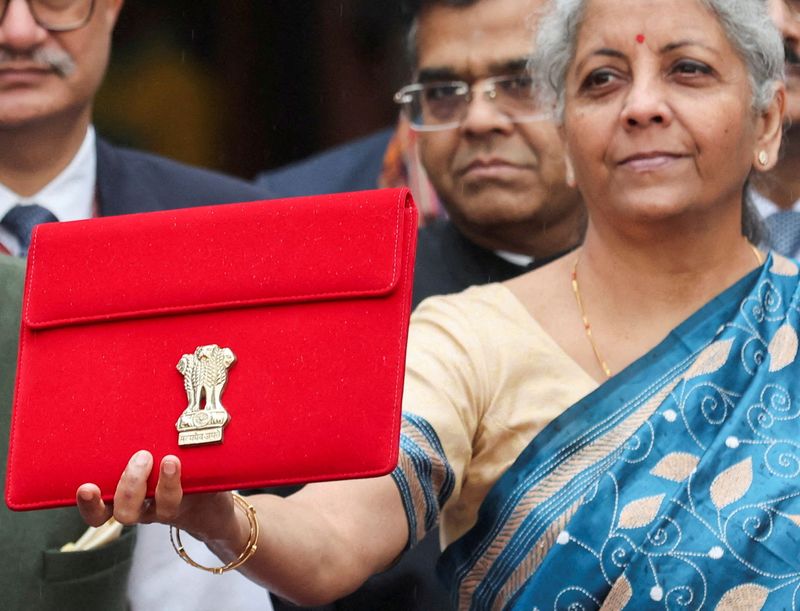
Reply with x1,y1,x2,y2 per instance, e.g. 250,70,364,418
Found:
78,0,797,608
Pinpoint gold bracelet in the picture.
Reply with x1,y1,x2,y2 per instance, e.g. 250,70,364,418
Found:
169,492,260,575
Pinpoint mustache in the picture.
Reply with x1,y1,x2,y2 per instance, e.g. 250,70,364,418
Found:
0,47,76,76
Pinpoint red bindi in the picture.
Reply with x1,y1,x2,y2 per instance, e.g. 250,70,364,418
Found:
636,34,645,44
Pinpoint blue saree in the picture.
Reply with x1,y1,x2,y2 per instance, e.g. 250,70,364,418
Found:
395,254,800,610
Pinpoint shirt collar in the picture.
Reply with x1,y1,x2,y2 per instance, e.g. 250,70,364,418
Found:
494,249,534,268
0,126,96,221
751,187,800,217
0,126,96,255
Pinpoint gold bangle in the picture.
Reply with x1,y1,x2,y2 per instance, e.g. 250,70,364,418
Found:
169,492,260,575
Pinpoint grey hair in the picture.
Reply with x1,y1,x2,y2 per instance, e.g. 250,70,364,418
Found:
531,0,783,244
532,0,785,119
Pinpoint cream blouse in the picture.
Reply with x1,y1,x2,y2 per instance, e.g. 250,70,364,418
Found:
402,283,599,546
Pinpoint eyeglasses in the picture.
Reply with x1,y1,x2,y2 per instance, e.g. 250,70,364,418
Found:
393,74,548,132
0,0,95,32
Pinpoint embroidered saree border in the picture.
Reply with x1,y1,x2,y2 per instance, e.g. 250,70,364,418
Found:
440,257,796,610
391,412,456,547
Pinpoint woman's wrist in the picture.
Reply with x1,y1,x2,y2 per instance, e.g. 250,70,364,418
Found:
193,492,254,563
172,493,260,574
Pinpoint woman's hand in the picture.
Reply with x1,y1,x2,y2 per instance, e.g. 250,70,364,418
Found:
76,450,237,543
76,449,409,604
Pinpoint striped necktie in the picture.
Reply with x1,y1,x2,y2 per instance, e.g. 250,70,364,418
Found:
1,203,59,257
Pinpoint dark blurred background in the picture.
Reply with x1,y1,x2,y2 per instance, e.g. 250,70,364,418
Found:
95,1,412,180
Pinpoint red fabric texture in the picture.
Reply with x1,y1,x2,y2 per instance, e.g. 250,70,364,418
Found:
6,189,417,510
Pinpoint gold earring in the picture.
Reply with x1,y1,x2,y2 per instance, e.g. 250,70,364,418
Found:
758,150,769,166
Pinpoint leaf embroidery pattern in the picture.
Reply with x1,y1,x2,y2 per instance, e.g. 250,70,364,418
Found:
617,494,665,530
710,458,753,510
600,575,633,611
650,452,700,482
768,324,798,372
684,340,734,380
715,583,769,610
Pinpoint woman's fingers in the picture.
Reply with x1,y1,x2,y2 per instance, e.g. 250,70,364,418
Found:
76,451,217,534
76,483,112,526
155,455,184,522
77,451,190,528
113,450,153,525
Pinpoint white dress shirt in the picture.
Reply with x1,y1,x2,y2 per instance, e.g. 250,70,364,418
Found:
495,249,534,268
129,522,272,611
751,188,800,217
0,126,96,255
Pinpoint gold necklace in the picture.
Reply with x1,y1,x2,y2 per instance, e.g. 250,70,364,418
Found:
570,240,764,379
571,256,612,378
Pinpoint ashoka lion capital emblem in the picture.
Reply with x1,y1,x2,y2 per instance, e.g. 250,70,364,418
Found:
176,344,236,446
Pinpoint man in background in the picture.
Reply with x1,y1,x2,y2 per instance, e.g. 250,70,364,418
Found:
402,0,583,306
261,0,584,310
756,0,800,256
268,0,585,608
0,0,270,609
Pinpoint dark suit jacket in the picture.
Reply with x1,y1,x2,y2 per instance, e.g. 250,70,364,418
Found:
254,129,393,197
0,139,268,611
412,219,534,307
96,137,268,215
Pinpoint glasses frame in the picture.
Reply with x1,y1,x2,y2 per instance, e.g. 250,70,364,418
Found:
0,0,95,32
393,74,550,132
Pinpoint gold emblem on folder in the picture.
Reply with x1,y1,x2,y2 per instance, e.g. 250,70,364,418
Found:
176,344,236,447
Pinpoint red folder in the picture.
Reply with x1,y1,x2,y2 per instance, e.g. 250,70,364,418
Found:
6,189,417,510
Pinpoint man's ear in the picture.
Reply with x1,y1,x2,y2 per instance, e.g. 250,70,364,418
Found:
753,82,785,172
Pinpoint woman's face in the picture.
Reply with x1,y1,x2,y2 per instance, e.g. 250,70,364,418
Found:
562,0,778,230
